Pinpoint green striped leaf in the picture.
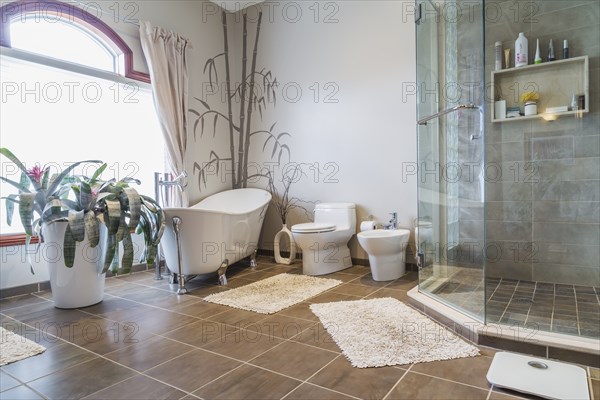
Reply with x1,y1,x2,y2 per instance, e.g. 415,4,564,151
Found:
79,182,92,210
146,244,157,265
4,194,18,226
96,192,116,202
18,193,36,235
139,195,158,213
104,199,121,235
60,199,79,211
116,203,127,242
25,234,35,274
84,211,99,247
124,187,141,230
102,234,117,273
0,148,38,190
120,227,133,274
42,211,68,224
118,177,141,186
42,198,62,221
68,210,85,242
90,163,107,183
63,224,76,268
46,159,102,197
40,168,50,190
0,176,32,193
19,171,31,191
110,245,120,273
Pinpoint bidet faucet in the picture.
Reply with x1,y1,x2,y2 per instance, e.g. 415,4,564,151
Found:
384,212,398,230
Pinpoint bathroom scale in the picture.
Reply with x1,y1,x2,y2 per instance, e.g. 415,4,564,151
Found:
486,352,590,400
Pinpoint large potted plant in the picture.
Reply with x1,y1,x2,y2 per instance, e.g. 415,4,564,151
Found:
1,148,165,308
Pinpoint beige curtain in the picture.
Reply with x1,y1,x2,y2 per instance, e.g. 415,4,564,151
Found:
140,21,191,207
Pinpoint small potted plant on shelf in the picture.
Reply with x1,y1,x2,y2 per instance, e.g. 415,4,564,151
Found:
520,91,540,116
0,148,165,308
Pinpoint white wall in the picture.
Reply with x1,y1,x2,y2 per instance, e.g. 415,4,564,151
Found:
236,1,418,259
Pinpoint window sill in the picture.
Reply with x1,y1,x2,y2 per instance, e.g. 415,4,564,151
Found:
0,234,40,247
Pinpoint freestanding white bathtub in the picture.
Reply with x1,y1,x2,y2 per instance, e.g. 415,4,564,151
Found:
161,188,271,290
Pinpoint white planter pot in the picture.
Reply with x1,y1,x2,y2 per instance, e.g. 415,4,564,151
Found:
41,221,106,309
273,224,296,265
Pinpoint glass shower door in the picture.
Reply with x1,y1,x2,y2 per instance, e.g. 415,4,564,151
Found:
415,0,486,321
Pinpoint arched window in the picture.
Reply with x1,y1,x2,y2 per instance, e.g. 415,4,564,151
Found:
0,0,149,82
0,1,162,244
10,16,121,73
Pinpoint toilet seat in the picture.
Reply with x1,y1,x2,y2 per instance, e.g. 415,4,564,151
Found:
291,222,336,234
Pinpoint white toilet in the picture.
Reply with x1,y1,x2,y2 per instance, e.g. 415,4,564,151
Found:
291,203,356,276
357,229,411,281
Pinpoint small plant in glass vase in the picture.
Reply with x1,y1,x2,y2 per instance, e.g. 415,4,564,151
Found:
520,91,540,116
267,164,312,265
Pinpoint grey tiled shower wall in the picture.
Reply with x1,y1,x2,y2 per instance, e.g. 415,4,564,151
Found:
459,0,600,285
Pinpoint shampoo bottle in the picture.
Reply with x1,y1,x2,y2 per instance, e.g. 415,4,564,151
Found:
534,38,542,64
548,39,556,61
494,41,503,70
515,32,528,67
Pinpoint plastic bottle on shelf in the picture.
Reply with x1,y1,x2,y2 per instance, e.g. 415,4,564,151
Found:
515,32,528,67
534,39,542,64
548,39,556,61
495,41,503,70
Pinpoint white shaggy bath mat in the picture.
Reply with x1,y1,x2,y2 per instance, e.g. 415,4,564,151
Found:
0,326,46,366
310,297,480,368
204,273,343,314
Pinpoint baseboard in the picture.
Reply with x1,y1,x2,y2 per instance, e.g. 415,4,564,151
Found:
0,262,153,299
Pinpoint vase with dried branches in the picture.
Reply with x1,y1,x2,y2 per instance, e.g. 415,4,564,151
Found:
267,165,313,264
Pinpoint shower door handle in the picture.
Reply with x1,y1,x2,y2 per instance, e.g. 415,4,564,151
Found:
417,103,479,126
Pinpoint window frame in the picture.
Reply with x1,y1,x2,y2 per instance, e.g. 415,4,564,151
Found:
0,0,152,247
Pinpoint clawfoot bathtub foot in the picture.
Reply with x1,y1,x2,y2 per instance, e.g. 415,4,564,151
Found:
250,249,257,269
154,256,163,280
177,283,188,295
172,216,188,295
217,259,229,286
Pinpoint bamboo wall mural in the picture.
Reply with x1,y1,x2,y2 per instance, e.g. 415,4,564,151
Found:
190,9,290,190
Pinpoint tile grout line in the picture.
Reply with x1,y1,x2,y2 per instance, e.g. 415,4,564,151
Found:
2,305,203,400
523,280,536,326
126,268,371,397
381,364,413,400
279,354,363,400
144,320,340,396
550,283,556,331
497,278,519,323
572,284,582,336
81,353,201,399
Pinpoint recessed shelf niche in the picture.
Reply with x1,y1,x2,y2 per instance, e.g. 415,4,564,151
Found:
491,55,589,123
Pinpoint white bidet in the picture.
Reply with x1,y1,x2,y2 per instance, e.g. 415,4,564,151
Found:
357,229,411,281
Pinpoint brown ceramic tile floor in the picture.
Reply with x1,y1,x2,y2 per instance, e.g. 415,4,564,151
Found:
1,257,598,400
431,268,600,339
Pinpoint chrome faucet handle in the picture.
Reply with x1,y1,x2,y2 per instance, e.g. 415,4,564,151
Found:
388,212,398,229
175,171,188,190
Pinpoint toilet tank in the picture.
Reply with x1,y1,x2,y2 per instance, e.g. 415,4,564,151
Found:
314,203,356,231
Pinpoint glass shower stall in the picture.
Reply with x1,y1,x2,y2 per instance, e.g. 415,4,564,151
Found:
415,0,599,342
